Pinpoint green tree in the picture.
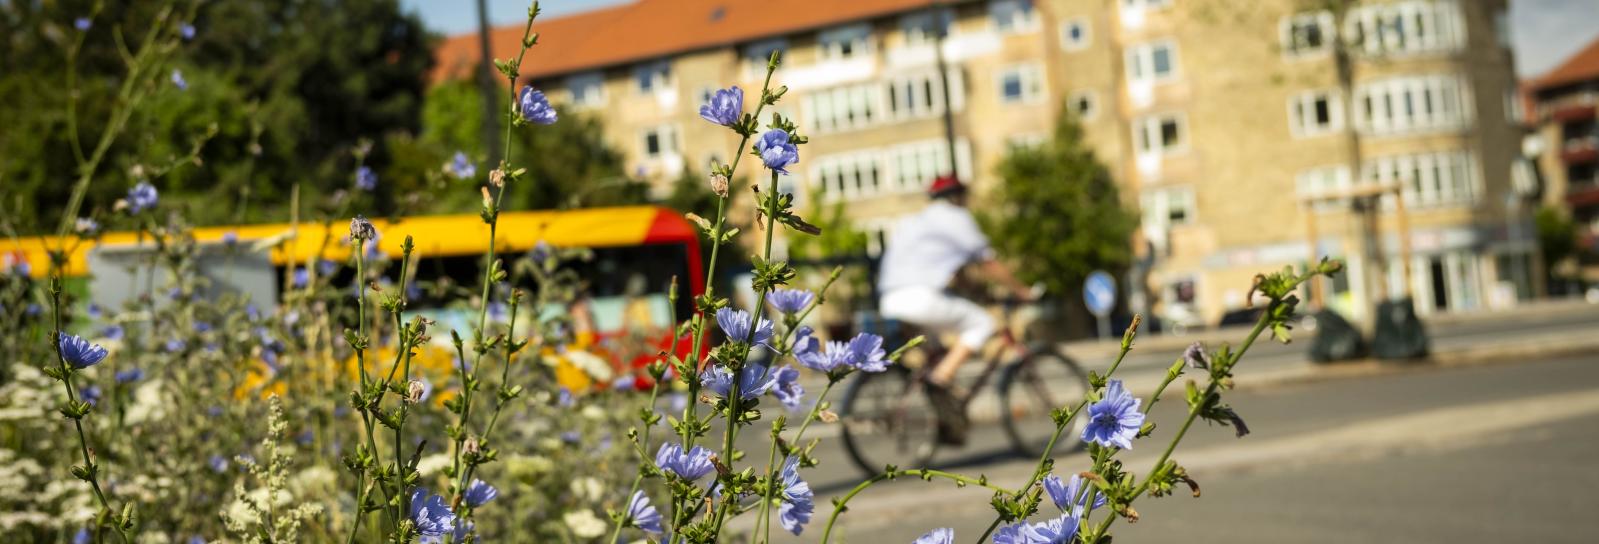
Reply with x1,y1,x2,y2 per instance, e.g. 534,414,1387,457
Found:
1536,206,1577,274
418,80,646,211
0,0,435,231
985,107,1137,297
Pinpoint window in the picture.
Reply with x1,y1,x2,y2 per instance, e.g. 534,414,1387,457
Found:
886,71,962,119
901,9,953,45
1122,0,1171,9
1069,90,1097,120
889,141,964,192
641,125,679,158
1141,187,1195,228
744,39,787,74
812,153,883,200
1281,12,1332,56
1060,18,1091,51
1289,90,1343,137
1126,41,1178,83
1353,75,1472,136
1133,114,1186,156
1359,150,1477,208
997,64,1044,105
565,73,604,107
634,61,670,93
1007,133,1047,150
1347,1,1465,56
820,24,871,61
802,83,879,133
990,0,1037,34
1296,166,1353,212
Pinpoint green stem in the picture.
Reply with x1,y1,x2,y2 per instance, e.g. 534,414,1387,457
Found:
820,470,1014,543
48,281,130,544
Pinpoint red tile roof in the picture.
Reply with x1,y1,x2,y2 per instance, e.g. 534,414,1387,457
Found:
1528,35,1599,92
431,0,944,84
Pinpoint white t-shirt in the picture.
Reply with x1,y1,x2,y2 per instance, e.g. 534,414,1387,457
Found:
877,200,994,293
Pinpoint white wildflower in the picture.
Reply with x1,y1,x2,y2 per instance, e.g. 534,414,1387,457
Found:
563,509,607,538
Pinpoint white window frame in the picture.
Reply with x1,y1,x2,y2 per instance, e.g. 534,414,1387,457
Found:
565,72,605,108
900,9,954,46
1060,17,1092,51
1296,166,1353,212
744,39,788,76
1353,74,1473,136
1069,89,1098,120
885,70,964,120
803,83,881,134
996,64,1045,105
1288,89,1344,138
633,61,671,94
1126,40,1179,84
1122,0,1172,9
819,23,872,61
1346,1,1466,57
1361,150,1478,209
1280,11,1334,58
989,0,1039,34
641,125,680,159
1133,113,1188,157
1141,186,1195,228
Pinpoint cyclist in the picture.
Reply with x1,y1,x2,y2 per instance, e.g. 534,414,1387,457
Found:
877,175,1033,442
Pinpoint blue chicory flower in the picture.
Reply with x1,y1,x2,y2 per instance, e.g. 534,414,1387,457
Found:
407,488,457,541
194,321,212,333
1020,514,1079,544
86,303,102,319
654,442,715,481
221,230,239,246
59,333,109,369
171,69,187,91
753,129,799,174
701,363,777,400
846,332,889,372
777,455,813,535
914,528,955,544
451,521,475,543
317,259,338,277
699,86,743,126
626,490,664,536
449,151,476,180
186,536,205,544
115,368,144,384
714,307,773,346
165,338,187,353
463,479,498,508
101,325,123,341
355,166,377,191
74,18,92,31
768,288,814,315
25,304,41,316
208,455,228,473
518,85,558,125
291,267,309,288
126,182,159,213
1043,473,1106,517
796,339,851,373
11,261,31,277
180,23,196,41
770,365,804,410
80,385,102,406
1081,379,1145,450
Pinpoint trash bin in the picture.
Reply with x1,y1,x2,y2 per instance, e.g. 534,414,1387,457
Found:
1307,308,1365,363
1371,296,1429,360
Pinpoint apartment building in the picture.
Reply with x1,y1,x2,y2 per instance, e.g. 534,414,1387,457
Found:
432,0,1529,326
1524,36,1599,284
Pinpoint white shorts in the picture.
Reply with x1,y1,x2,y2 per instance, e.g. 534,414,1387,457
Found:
880,287,996,350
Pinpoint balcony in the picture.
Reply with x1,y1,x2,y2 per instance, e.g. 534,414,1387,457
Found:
1566,183,1599,209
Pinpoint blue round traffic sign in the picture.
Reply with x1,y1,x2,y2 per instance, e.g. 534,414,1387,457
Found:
1084,271,1116,317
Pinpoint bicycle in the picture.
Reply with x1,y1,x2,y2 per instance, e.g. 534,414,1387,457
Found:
836,299,1091,478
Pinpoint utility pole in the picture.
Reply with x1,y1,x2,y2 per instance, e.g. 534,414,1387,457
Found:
476,0,503,166
930,0,960,176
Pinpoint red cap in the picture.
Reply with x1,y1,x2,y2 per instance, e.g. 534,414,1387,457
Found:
927,175,966,197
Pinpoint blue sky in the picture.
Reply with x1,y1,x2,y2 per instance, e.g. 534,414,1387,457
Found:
402,0,1599,78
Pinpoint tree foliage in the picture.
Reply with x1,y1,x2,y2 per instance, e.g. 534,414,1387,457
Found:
984,107,1137,296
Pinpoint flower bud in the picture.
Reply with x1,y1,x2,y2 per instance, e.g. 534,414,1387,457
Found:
464,438,480,456
481,187,494,209
349,215,376,241
489,168,505,188
709,173,729,198
406,380,426,404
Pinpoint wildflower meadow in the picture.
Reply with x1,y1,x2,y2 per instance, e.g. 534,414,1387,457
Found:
1,2,1345,543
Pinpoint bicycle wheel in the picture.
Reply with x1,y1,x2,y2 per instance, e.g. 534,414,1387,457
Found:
838,365,939,478
998,349,1091,458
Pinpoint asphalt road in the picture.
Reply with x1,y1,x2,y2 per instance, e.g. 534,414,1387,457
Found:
728,351,1599,543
